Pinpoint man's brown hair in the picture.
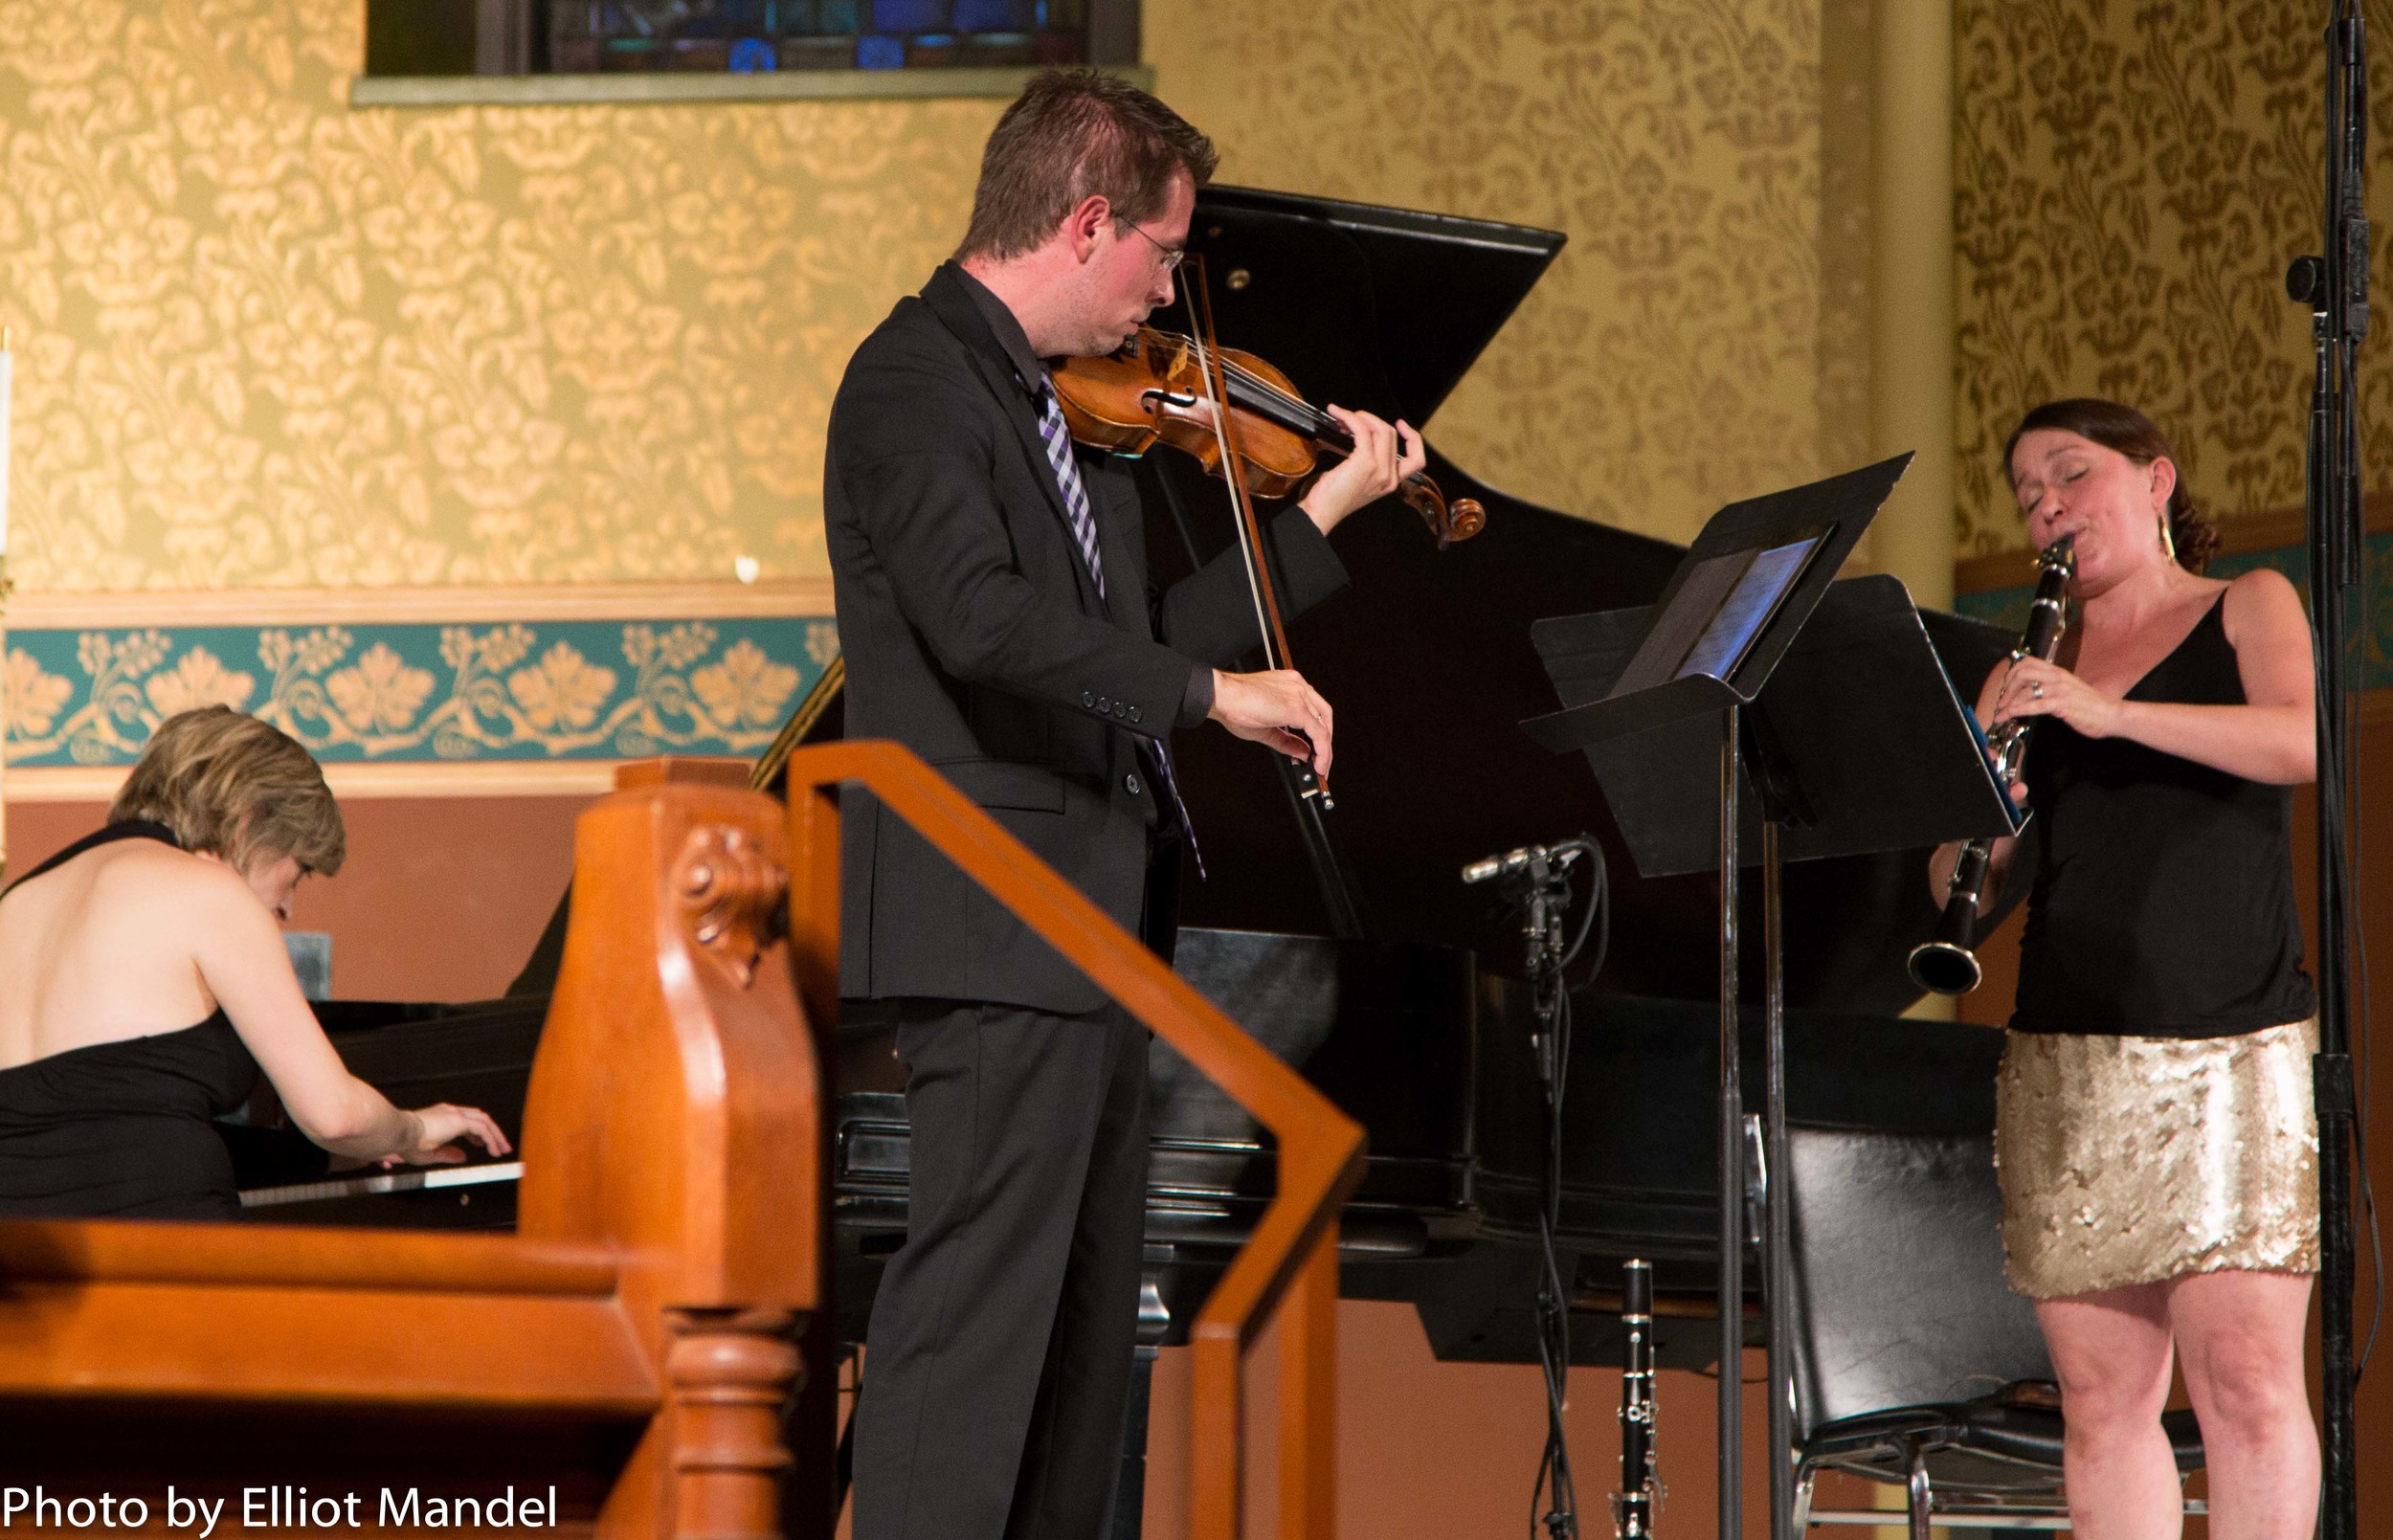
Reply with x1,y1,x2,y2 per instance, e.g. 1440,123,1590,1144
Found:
958,67,1219,262
110,706,346,877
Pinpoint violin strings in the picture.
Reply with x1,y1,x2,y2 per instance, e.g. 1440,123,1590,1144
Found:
1177,268,1286,676
1174,331,1343,438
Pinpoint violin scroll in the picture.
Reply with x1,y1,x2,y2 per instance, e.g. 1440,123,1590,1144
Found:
1398,478,1485,549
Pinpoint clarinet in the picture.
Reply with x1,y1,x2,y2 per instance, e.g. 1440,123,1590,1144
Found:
1612,1258,1659,1539
1908,534,2077,994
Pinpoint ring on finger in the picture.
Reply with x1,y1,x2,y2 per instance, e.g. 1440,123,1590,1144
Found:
2029,680,2044,700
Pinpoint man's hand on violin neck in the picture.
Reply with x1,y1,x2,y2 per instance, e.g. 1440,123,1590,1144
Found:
1300,406,1427,535
1208,668,1334,779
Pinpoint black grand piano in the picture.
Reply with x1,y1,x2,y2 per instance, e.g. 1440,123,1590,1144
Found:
258,186,2014,1377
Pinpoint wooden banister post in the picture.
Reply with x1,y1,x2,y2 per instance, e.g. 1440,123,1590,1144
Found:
1190,1327,1243,1540
1278,1230,1339,1540
665,1307,801,1540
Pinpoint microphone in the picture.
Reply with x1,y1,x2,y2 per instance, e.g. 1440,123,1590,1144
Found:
1461,841,1583,885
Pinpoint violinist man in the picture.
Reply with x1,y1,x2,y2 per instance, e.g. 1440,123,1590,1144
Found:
825,67,1423,1540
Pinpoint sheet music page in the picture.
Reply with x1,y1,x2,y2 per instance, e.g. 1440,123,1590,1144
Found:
1611,547,1757,696
1676,534,1824,682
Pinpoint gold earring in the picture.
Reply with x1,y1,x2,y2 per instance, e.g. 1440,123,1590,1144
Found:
2158,513,2177,561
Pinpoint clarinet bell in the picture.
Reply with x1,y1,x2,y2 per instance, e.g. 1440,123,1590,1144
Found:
1907,894,1985,996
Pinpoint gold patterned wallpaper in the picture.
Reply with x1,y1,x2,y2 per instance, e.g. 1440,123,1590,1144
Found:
0,0,1875,593
1954,0,2393,560
0,0,993,591
1152,0,1870,547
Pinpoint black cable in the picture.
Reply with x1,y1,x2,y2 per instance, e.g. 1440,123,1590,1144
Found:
1463,837,1614,1538
1561,840,1611,991
1531,933,1578,1538
2346,728,2381,1382
1508,837,1606,1540
2338,514,2381,1379
2314,562,2380,1383
2331,11,2381,1401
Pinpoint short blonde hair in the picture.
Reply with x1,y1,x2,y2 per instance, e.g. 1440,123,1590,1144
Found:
109,707,346,876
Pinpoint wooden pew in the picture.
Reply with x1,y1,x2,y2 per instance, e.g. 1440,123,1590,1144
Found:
0,781,824,1539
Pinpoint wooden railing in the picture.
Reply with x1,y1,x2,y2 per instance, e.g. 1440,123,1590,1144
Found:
779,741,1367,1539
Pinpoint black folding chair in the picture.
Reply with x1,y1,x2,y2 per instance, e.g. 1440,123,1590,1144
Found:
1784,1125,2204,1534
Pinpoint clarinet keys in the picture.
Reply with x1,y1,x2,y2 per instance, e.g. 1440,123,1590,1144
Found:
1613,1258,1663,1538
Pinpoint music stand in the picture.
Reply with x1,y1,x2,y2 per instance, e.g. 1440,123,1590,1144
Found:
1519,458,2016,1540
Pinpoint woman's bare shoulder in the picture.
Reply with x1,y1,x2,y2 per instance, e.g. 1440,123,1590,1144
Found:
78,840,252,916
2222,564,2298,604
2219,565,2308,636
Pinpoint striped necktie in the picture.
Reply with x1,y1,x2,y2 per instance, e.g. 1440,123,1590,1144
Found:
1036,384,1106,600
1033,380,1203,876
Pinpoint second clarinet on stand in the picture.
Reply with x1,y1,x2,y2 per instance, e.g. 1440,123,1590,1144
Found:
1907,534,2077,994
1612,1258,1660,1539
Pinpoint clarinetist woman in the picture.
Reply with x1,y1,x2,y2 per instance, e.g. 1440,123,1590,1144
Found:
1930,398,2319,1538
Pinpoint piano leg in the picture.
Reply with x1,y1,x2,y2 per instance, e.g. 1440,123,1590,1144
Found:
1108,1266,1174,1540
786,1319,842,1539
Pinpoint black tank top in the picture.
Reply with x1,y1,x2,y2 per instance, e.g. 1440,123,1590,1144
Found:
2010,594,2317,1038
0,823,258,1218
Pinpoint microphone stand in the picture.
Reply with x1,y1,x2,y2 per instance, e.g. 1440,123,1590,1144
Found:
2285,6,2366,1535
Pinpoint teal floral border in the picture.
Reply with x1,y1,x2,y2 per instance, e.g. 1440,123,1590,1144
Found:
4,616,839,769
1956,537,2393,690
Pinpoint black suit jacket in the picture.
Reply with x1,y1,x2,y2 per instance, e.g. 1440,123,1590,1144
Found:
824,265,1350,1014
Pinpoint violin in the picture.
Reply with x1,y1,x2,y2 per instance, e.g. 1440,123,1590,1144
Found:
1051,326,1486,548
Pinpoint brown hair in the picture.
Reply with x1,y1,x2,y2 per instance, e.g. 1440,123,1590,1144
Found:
957,68,1219,262
109,706,345,877
2002,397,2220,573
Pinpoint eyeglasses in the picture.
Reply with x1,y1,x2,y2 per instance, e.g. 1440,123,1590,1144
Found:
1116,217,1186,272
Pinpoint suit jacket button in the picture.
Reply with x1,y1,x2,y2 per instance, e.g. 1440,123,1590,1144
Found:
1082,690,1095,707
1112,702,1127,719
1129,705,1143,724
1096,695,1109,711
1125,772,1142,796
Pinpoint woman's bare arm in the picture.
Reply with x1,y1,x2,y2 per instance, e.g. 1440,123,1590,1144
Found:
1990,569,2315,785
184,868,507,1163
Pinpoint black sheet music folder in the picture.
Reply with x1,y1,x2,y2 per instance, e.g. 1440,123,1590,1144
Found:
1518,455,2017,879
1526,574,2020,878
1521,456,1904,746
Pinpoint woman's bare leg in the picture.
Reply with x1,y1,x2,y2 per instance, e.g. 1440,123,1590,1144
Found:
2038,1283,2183,1539
2167,1270,2317,1540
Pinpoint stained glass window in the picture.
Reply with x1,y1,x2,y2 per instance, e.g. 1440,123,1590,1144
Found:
546,0,1090,73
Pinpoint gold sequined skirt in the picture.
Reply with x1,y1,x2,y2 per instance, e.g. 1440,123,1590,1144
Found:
1994,1018,2319,1300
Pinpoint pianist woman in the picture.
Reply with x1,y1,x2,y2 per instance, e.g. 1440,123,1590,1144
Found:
1931,398,2318,1538
0,705,508,1218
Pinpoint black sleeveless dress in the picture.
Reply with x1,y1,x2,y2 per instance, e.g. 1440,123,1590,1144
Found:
1994,591,2321,1297
2010,592,2317,1038
0,823,260,1219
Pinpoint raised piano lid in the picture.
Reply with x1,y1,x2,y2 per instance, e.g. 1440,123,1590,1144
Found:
1153,189,2008,1015
1185,185,1566,428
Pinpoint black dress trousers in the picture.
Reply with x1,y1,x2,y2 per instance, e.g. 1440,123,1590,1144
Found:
851,997,1152,1540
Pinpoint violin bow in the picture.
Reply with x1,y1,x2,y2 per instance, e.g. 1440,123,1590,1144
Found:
1182,254,1327,804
